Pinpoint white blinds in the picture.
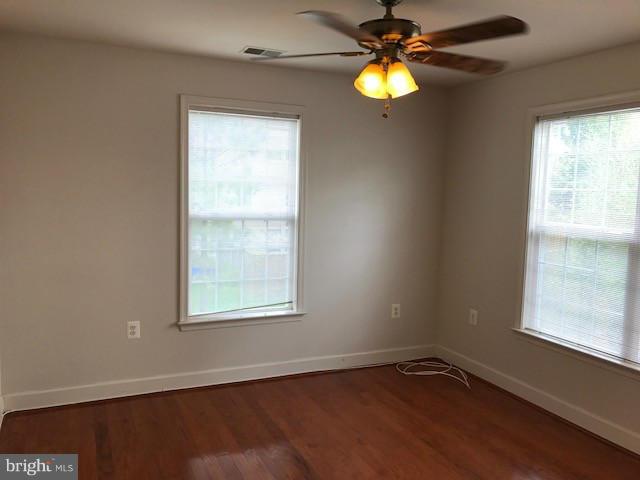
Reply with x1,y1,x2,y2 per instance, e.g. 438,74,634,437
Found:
187,110,300,316
523,106,640,364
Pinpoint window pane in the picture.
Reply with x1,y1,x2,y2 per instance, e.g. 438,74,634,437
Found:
188,110,299,316
524,106,640,364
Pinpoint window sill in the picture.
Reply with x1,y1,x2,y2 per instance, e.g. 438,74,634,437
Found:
178,310,306,331
512,328,640,381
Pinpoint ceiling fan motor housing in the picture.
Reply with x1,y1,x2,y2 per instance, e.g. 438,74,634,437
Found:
375,0,403,7
358,18,421,46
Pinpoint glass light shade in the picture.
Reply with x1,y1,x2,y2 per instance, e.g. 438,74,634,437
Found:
386,60,419,98
354,62,388,99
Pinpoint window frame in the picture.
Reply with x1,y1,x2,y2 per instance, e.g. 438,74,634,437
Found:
178,95,306,330
516,90,640,376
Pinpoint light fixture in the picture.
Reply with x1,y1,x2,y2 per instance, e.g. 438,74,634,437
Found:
353,60,388,99
354,57,418,100
353,55,420,118
386,58,419,98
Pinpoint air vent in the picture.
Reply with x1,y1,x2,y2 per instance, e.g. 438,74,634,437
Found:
241,46,284,58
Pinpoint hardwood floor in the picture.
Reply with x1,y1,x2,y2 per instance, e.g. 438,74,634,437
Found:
1,364,638,479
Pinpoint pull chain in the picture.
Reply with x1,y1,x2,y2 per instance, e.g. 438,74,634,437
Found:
382,96,391,119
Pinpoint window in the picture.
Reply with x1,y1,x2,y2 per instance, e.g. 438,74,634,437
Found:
180,97,303,326
522,103,640,365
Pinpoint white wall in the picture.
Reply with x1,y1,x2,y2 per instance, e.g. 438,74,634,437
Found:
0,32,446,406
437,42,640,450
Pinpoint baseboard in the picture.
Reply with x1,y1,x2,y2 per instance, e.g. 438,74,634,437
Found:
435,345,640,455
5,342,638,456
3,344,435,413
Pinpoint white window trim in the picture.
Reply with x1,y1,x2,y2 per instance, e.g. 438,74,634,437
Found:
512,328,640,381
515,89,640,376
178,95,307,330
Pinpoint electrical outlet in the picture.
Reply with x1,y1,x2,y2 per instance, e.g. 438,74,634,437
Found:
391,304,401,319
468,308,478,326
127,320,141,339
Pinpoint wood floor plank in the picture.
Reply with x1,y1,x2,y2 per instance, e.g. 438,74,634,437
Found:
0,364,638,479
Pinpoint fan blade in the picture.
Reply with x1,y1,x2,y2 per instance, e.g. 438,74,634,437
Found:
406,51,505,75
251,51,369,61
298,10,385,49
404,16,527,50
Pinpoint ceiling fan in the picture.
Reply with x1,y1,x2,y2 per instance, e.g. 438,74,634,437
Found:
254,0,528,117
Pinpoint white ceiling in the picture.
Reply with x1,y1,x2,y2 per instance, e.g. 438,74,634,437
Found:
1,0,640,85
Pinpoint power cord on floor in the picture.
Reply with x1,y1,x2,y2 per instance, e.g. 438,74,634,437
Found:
338,358,471,389
395,360,471,389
